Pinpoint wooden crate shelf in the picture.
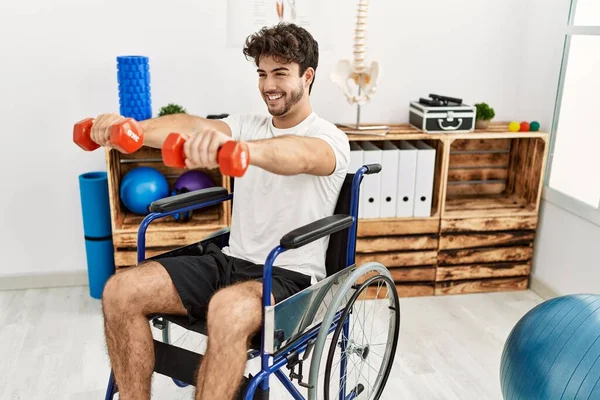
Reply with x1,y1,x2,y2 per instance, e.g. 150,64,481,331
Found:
103,121,548,298
105,147,231,269
442,130,548,219
341,122,549,298
355,216,439,293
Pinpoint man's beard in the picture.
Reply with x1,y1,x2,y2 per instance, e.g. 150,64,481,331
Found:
265,85,304,117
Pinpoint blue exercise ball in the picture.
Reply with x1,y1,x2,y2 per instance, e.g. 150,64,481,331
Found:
500,294,600,400
120,166,169,215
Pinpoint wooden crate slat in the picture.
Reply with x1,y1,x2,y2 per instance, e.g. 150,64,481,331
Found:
444,195,525,211
451,138,511,151
527,138,547,206
389,267,436,282
106,149,124,229
449,152,509,168
446,182,506,197
113,225,226,248
435,276,528,295
358,283,435,299
357,218,439,237
438,246,533,265
118,146,164,160
355,251,437,267
439,231,535,250
431,139,445,217
435,262,531,282
532,138,549,211
356,235,438,252
355,267,436,284
443,206,536,219
447,168,508,182
441,216,538,232
121,207,221,226
114,247,181,266
396,284,436,298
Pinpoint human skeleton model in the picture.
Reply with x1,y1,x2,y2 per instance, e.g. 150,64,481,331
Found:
330,0,380,106
276,0,296,22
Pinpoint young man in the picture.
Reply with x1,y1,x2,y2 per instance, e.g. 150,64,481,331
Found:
95,23,350,400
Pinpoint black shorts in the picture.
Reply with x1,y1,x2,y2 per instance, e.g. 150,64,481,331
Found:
157,242,312,323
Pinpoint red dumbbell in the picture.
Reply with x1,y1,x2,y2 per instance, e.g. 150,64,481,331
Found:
73,117,144,154
162,133,250,177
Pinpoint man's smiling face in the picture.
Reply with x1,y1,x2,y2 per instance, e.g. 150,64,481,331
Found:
257,56,306,117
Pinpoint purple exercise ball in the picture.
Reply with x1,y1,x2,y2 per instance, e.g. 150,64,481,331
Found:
173,170,215,193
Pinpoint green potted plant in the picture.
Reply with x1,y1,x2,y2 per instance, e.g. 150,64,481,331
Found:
158,103,187,117
474,102,495,130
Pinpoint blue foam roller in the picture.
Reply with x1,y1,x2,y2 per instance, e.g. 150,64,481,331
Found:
117,77,150,86
117,71,150,80
117,64,149,73
119,93,147,101
85,238,116,299
118,81,151,91
118,84,151,94
119,99,151,108
117,55,152,119
117,55,148,66
78,171,112,238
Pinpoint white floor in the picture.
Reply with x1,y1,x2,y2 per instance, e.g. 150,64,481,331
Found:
0,286,544,400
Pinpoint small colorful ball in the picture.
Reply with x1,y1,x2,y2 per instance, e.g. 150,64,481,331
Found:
530,121,540,131
520,121,530,131
509,121,520,132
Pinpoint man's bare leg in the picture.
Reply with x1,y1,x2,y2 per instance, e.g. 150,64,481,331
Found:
195,281,274,400
102,261,187,400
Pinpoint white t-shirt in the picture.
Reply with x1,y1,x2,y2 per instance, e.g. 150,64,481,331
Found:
220,112,350,283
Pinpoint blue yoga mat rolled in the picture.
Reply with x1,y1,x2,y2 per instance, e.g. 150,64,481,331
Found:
78,171,115,299
85,239,116,299
78,172,112,238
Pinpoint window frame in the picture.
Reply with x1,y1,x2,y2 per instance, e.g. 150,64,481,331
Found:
543,0,600,227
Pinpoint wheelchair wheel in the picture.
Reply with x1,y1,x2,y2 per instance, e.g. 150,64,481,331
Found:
307,262,400,400
323,274,399,400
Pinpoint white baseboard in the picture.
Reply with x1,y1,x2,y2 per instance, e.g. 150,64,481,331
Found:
529,276,561,300
0,271,89,291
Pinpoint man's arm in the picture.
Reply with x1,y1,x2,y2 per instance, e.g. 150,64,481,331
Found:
140,114,232,149
245,135,337,176
88,112,232,150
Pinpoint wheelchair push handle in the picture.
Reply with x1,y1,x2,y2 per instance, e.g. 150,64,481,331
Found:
363,163,382,175
161,132,250,177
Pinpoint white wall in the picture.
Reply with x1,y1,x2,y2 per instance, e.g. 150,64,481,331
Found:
517,0,600,296
534,202,600,295
1,0,531,277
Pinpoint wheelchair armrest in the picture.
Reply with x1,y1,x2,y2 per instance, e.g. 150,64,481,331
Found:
149,187,229,213
280,214,354,250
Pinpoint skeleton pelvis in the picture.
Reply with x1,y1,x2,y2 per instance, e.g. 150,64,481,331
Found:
330,59,380,105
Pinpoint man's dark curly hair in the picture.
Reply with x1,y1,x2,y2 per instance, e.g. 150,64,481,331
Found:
243,23,319,94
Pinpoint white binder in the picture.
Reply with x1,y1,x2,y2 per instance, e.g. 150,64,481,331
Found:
380,141,399,218
413,140,436,217
349,142,364,218
359,141,382,219
396,141,418,217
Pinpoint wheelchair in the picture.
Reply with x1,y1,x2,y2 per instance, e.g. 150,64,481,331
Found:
104,164,401,400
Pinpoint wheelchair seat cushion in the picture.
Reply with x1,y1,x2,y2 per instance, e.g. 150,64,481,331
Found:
156,242,313,325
